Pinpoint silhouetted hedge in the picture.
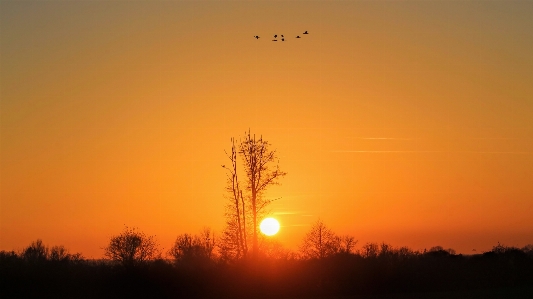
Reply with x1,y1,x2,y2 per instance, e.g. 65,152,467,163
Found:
2,242,533,298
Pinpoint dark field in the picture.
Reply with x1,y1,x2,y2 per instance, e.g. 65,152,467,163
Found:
2,243,533,299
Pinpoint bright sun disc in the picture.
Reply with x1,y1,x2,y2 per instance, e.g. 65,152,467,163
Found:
260,218,280,236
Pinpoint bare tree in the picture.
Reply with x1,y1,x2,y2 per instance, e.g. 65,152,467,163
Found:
21,239,49,263
104,226,160,267
360,242,379,258
339,235,358,254
221,138,247,258
239,131,286,258
219,216,246,261
49,245,84,262
169,228,216,264
222,130,286,259
300,220,341,259
49,245,69,261
20,240,84,263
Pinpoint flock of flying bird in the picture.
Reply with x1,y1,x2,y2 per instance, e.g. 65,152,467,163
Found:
254,30,308,41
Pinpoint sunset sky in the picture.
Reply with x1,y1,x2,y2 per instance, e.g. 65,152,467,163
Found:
1,0,532,258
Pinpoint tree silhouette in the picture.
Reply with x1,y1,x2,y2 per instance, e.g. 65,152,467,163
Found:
299,220,354,259
240,131,286,259
169,228,215,265
49,245,69,261
48,245,83,262
221,138,248,259
2,239,533,298
360,242,379,258
221,130,286,260
21,239,48,264
18,239,83,264
104,226,160,268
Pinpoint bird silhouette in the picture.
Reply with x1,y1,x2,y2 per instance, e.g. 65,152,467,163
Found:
252,32,308,41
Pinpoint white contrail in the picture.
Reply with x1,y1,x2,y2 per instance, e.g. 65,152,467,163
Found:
273,211,301,215
331,150,442,153
358,137,413,140
472,137,519,140
331,150,532,154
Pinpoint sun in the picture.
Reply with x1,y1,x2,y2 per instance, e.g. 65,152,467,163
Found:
260,217,280,236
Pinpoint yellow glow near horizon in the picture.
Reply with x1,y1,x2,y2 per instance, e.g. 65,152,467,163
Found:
260,218,280,236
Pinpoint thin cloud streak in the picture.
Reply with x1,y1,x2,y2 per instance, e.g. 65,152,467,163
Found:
273,211,304,215
331,151,532,154
358,137,413,140
287,224,312,227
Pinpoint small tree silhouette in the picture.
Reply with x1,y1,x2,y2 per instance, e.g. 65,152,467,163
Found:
19,239,83,264
21,239,48,264
360,242,379,258
104,226,160,267
299,220,352,259
169,228,215,264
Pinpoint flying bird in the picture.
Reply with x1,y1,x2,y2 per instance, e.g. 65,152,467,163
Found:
252,31,308,41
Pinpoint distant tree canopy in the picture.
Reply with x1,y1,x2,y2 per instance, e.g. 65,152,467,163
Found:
3,239,533,299
21,239,48,264
299,219,357,259
19,239,83,264
359,242,417,259
428,245,456,256
104,227,160,267
168,228,215,265
221,130,286,260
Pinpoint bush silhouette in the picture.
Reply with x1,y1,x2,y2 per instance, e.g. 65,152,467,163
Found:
104,226,161,268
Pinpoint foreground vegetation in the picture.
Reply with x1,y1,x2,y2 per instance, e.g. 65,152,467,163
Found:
2,238,533,299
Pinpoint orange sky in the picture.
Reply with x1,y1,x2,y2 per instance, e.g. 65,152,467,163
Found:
1,1,532,258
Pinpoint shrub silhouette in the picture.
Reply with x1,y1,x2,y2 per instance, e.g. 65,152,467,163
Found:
168,228,215,267
104,226,160,268
21,239,49,264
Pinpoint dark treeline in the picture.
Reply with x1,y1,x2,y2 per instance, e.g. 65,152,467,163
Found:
5,133,532,298
2,238,533,299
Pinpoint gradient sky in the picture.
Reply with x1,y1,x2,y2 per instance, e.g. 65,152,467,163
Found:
1,0,532,258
